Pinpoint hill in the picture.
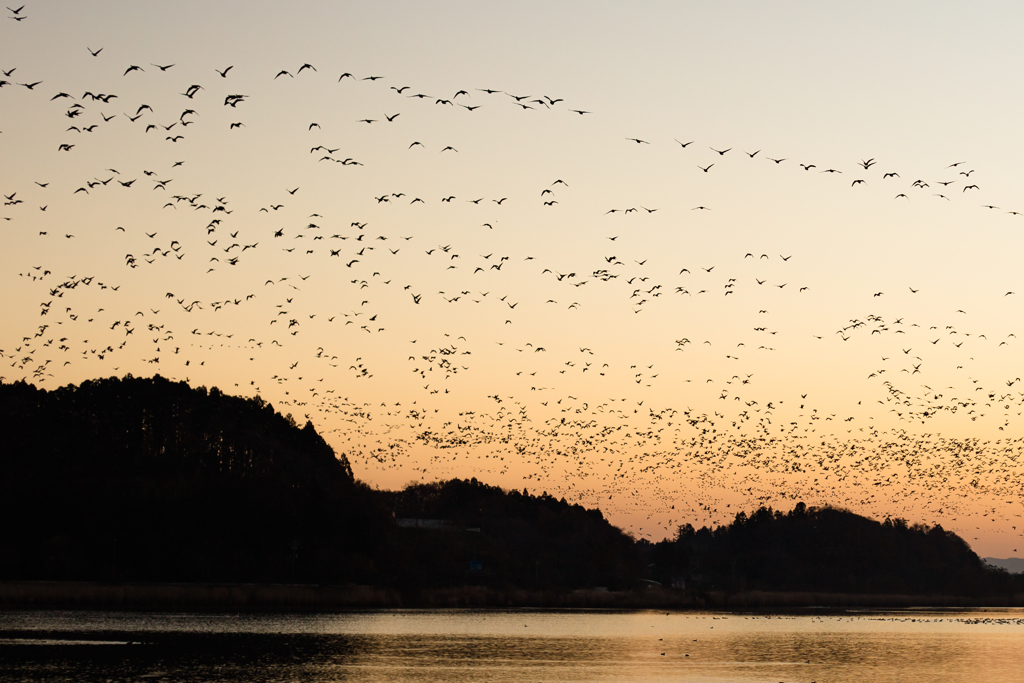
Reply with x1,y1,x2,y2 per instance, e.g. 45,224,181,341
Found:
0,376,640,594
1,376,1018,604
0,375,388,584
649,503,1019,596
379,479,643,593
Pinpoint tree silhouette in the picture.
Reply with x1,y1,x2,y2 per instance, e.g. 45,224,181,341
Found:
649,503,1019,596
0,375,385,583
2,377,1018,600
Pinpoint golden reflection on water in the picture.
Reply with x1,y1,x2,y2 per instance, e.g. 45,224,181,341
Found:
325,632,1021,683
1,610,1022,683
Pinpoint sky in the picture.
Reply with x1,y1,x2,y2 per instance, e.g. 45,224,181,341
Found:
2,1,1023,556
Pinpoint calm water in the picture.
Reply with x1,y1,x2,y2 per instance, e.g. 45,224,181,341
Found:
2,608,1023,683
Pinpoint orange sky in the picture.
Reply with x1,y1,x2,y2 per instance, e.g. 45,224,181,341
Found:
2,1,1023,556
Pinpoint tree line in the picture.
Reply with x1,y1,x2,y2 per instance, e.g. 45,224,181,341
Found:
0,376,1019,599
647,502,1018,596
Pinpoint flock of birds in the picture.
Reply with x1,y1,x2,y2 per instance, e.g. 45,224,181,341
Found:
2,10,1023,551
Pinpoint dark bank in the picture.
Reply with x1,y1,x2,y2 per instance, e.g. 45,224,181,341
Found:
2,375,1022,609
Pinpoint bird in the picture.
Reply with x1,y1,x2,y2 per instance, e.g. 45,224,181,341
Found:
4,22,1022,556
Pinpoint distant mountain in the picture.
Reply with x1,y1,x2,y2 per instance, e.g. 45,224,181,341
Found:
984,557,1024,574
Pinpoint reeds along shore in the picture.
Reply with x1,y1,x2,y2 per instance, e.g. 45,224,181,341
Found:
0,582,400,610
2,582,1023,610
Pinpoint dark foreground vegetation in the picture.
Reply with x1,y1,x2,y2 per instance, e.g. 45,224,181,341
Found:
1,376,1021,608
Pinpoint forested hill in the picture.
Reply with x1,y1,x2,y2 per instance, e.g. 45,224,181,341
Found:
0,375,384,583
0,376,1018,601
0,374,351,483
380,479,642,592
648,503,1017,597
0,376,640,590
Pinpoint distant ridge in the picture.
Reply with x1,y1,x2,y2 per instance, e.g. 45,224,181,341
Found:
984,557,1024,574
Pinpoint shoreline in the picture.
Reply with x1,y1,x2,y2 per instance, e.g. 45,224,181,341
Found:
1,581,1022,611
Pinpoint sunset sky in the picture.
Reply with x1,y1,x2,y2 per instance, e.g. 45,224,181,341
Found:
3,1,1023,555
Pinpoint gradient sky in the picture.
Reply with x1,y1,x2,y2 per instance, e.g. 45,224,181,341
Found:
3,1,1023,555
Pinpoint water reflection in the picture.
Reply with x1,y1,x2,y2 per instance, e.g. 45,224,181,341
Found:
1,610,1022,683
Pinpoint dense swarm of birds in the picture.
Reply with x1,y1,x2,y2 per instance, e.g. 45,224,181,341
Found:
2,7,1023,549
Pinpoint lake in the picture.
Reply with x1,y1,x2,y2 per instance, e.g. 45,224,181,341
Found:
1,608,1023,682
